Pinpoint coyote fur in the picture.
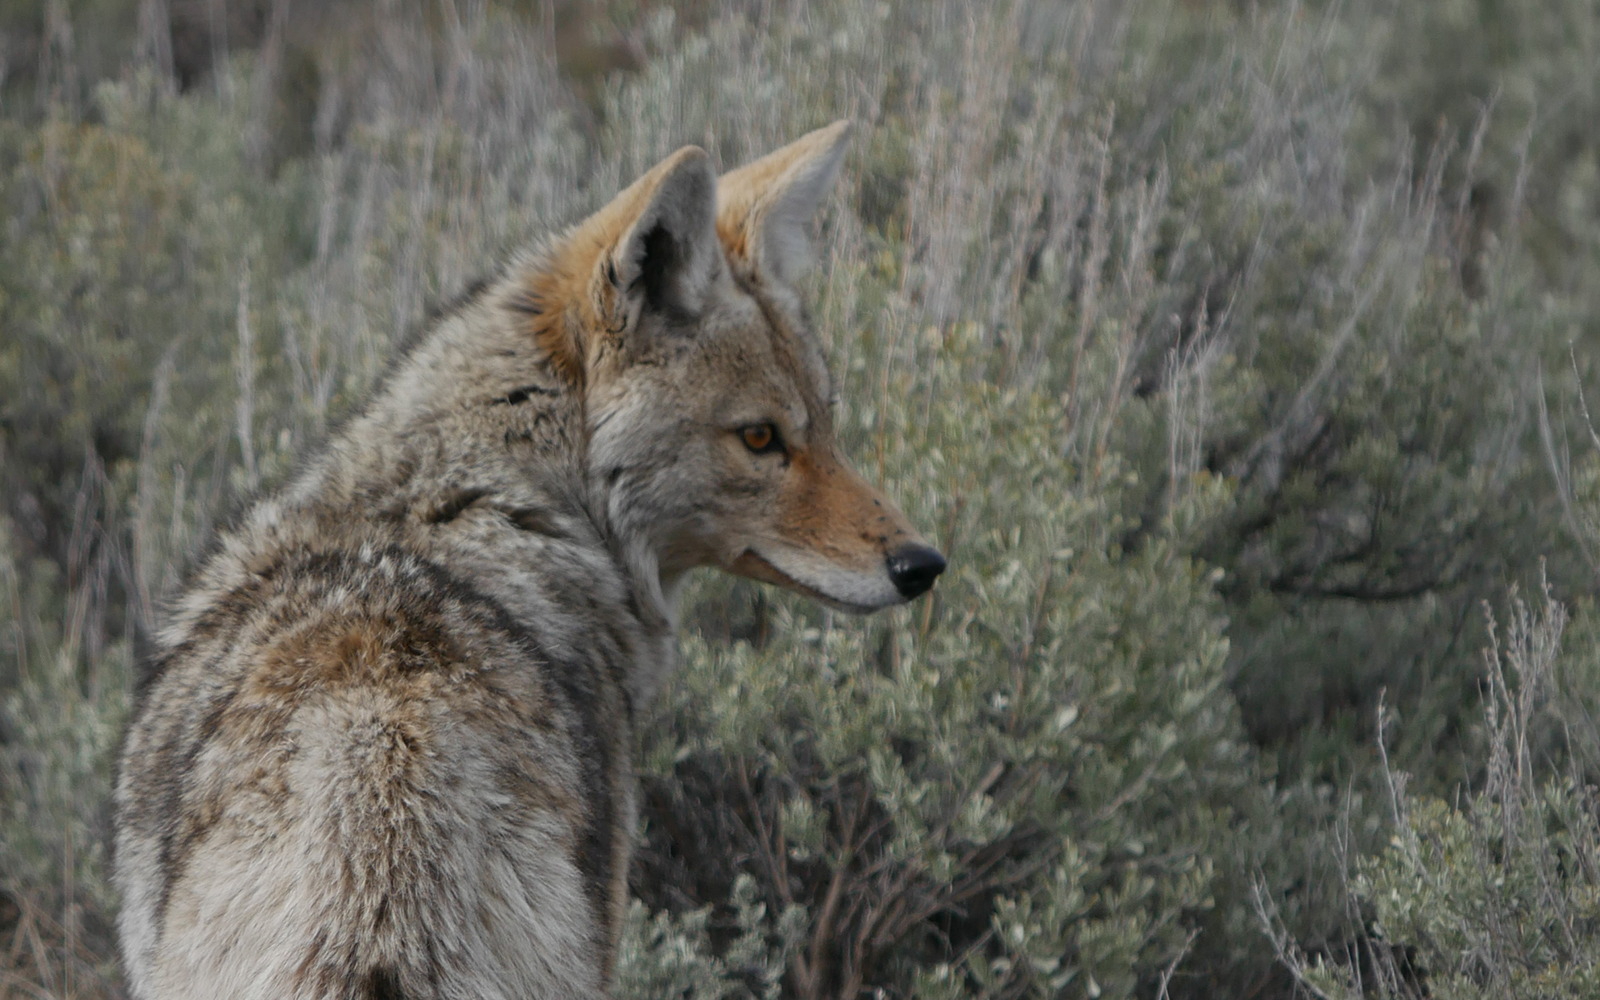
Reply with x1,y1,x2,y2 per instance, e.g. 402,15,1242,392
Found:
113,121,946,999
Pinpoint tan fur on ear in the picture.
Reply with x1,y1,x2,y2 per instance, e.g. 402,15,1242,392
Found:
717,121,853,286
515,268,588,388
518,146,718,386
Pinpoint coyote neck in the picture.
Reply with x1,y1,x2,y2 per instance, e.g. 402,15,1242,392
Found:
193,281,680,705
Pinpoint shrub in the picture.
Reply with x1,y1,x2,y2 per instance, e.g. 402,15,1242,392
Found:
624,326,1256,999
1260,583,1600,998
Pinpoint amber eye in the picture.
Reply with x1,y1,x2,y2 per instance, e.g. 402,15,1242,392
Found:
741,423,781,454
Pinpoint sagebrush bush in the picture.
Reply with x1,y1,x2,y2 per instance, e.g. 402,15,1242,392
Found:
626,326,1255,998
1262,584,1600,999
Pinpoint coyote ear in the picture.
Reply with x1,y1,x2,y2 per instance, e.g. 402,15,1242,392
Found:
523,147,719,384
603,146,722,325
717,120,852,286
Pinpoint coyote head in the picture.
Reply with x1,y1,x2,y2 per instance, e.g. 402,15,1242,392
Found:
524,122,944,613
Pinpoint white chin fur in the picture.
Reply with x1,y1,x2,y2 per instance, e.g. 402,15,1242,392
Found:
754,545,903,614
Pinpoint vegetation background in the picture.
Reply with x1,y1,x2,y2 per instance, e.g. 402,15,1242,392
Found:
1,0,1598,997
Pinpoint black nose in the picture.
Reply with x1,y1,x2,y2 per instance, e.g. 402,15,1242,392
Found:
886,544,947,600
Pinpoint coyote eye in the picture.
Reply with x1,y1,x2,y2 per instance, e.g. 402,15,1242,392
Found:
740,423,782,455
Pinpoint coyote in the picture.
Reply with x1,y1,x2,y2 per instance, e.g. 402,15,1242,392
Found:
113,121,946,999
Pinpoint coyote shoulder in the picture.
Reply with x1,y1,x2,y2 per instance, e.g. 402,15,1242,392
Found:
114,121,945,999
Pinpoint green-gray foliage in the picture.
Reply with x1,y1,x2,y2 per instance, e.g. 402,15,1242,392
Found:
630,328,1253,998
1264,584,1600,999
